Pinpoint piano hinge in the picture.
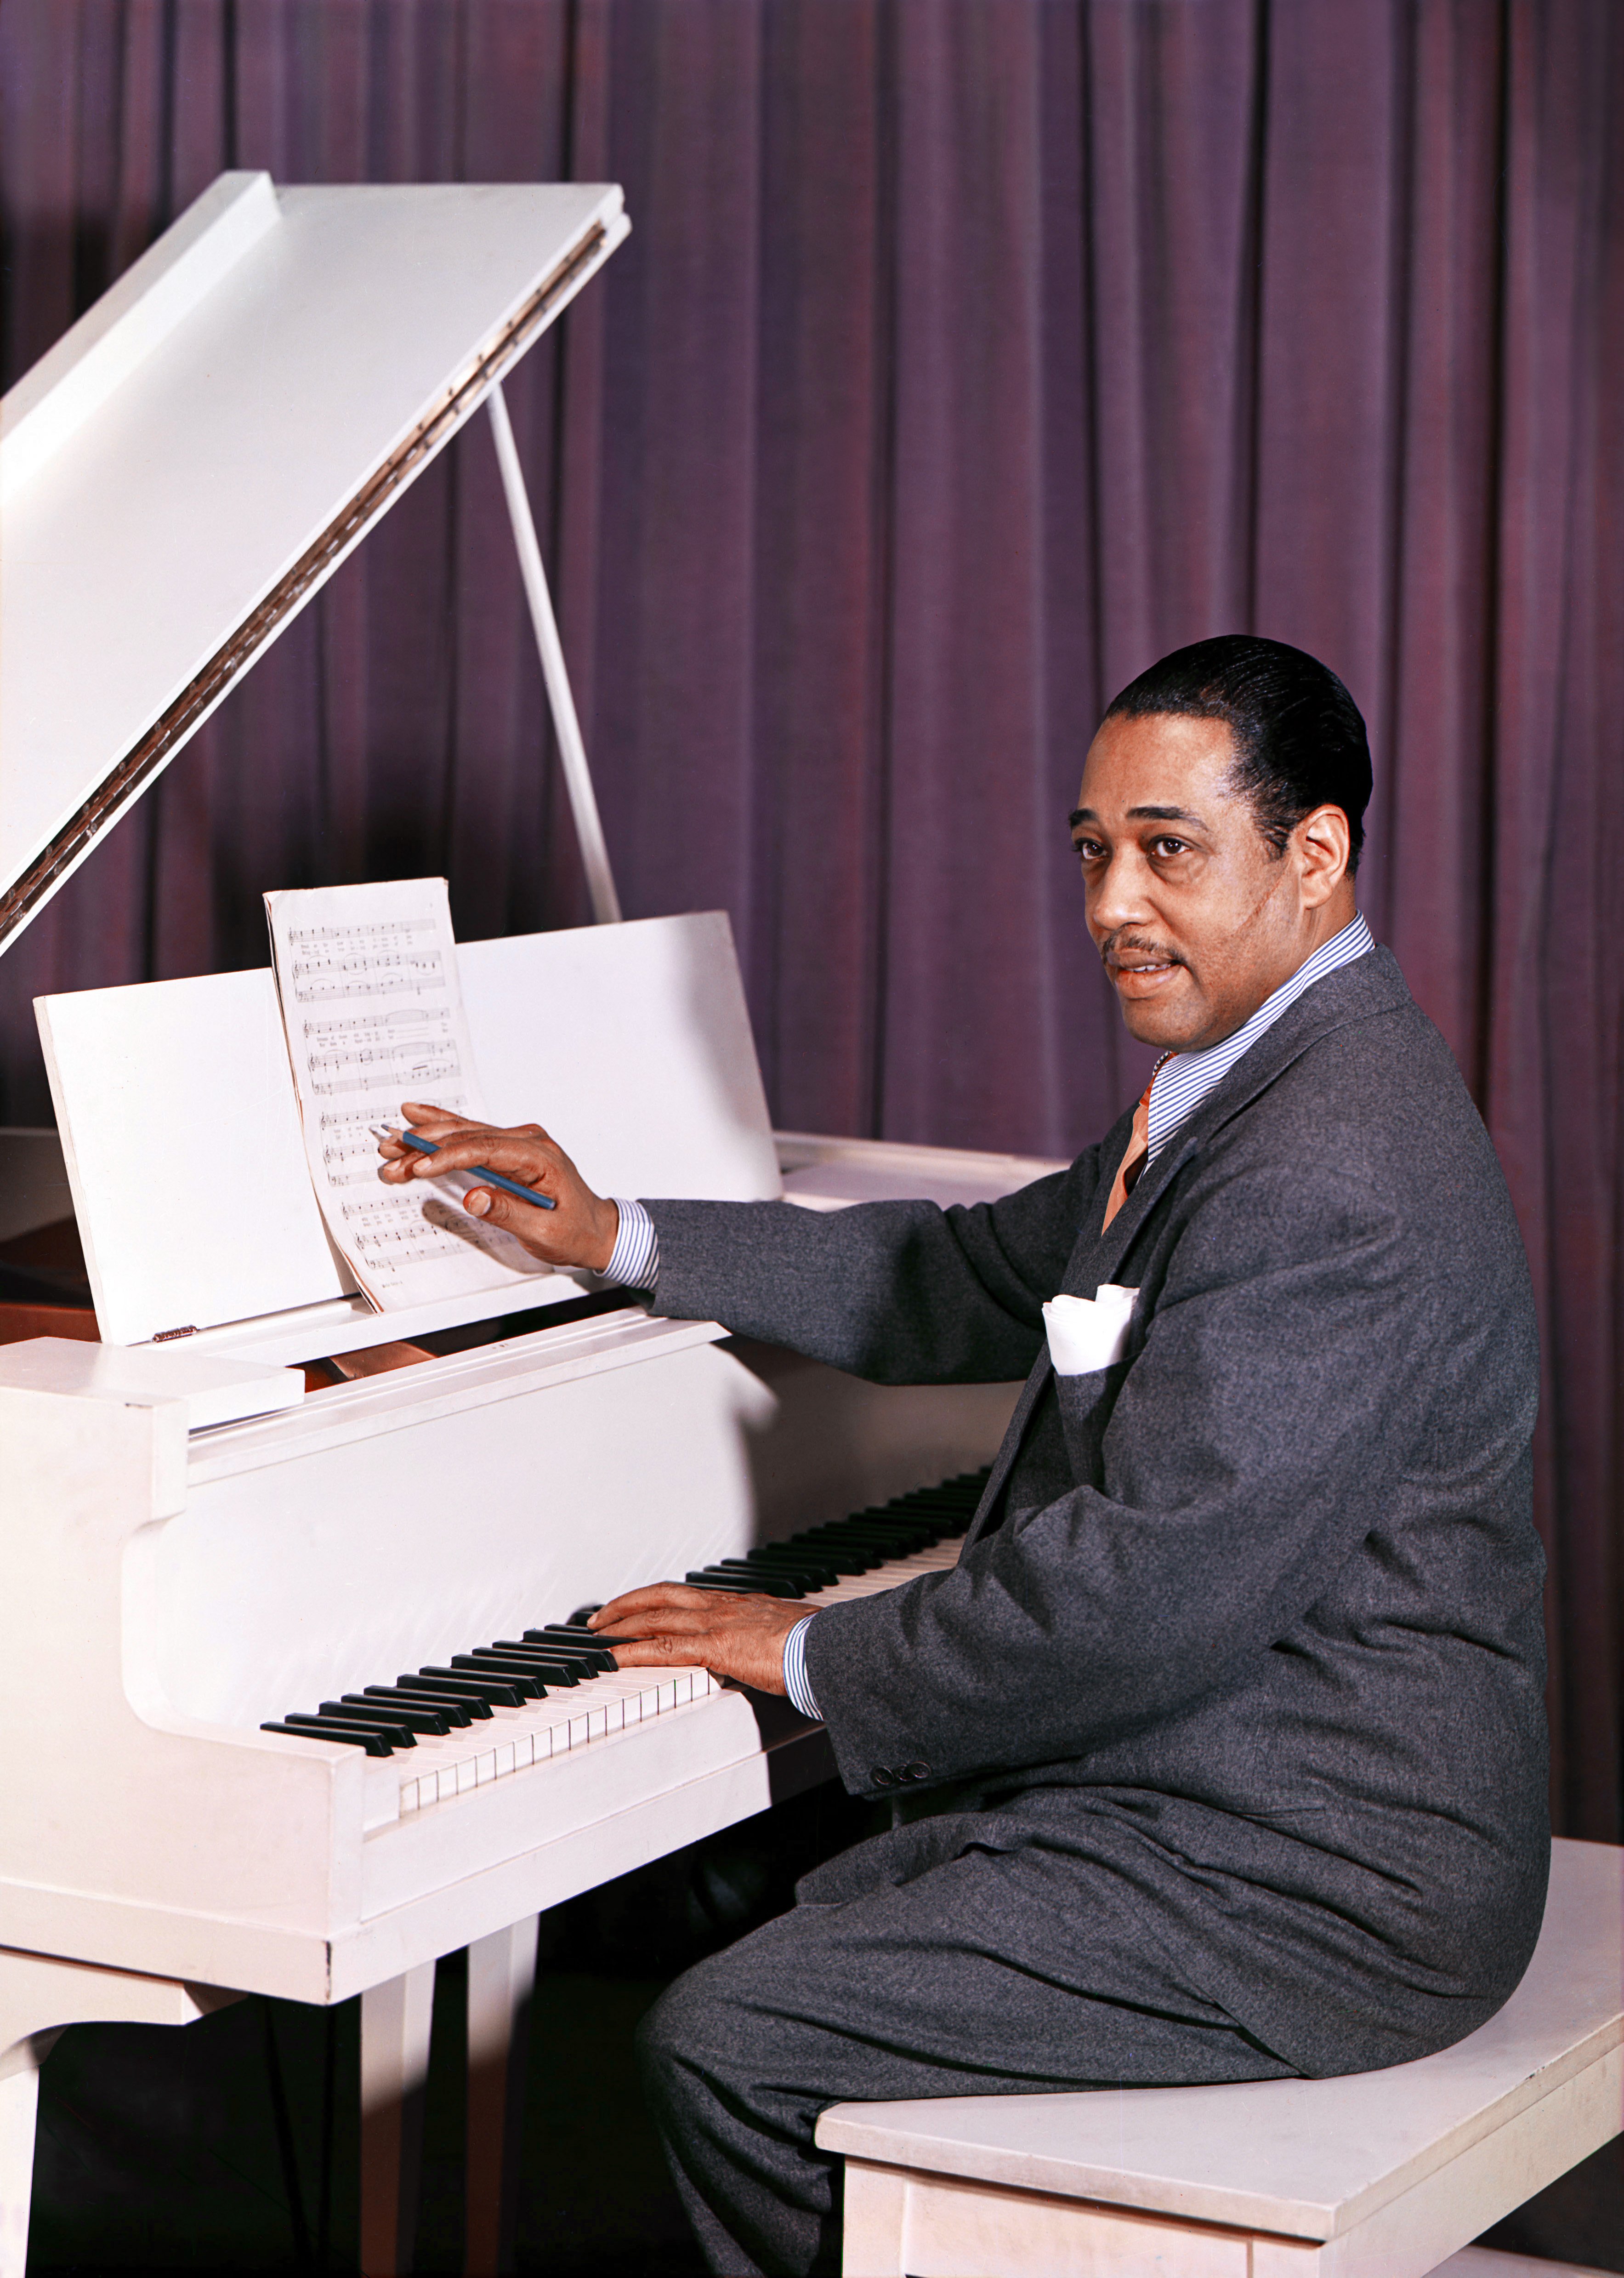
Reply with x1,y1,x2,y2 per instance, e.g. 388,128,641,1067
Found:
153,1325,198,1342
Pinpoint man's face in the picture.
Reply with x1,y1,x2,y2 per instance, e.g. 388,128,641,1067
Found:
1072,712,1346,1052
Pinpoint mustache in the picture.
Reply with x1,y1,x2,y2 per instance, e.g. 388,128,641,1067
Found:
1101,934,1185,972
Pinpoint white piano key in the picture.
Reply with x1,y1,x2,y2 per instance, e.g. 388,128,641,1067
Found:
374,1539,954,1812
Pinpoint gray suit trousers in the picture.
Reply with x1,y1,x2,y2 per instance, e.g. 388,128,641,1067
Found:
637,1834,1293,2278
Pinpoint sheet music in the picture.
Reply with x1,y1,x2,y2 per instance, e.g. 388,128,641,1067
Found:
265,878,556,1311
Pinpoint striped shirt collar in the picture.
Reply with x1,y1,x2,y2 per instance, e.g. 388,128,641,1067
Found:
1144,913,1374,1164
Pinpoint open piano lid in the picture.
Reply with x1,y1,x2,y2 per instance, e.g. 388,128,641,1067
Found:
0,171,628,955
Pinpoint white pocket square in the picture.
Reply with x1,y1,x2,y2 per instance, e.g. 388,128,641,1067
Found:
1043,1284,1138,1374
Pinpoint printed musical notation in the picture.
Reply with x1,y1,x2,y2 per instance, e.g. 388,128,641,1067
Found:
287,920,446,1003
266,879,556,1312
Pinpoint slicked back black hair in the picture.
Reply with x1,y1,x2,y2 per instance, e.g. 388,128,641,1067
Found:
1103,635,1372,872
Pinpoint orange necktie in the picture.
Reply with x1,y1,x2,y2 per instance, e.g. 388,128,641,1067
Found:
1102,1062,1167,1232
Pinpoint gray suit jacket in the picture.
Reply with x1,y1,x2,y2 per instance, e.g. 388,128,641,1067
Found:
647,949,1549,2075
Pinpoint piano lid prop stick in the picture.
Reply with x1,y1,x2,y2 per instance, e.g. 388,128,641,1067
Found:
370,1123,558,1211
484,378,623,926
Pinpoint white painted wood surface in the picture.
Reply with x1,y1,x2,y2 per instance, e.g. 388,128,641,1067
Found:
0,1335,301,1428
464,1917,539,2277
819,1839,1623,2277
0,175,627,946
358,1960,436,2278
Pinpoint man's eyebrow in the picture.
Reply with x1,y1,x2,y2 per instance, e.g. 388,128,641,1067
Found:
1067,803,1208,831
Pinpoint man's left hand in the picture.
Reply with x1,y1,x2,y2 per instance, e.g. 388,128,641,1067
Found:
588,1584,806,1696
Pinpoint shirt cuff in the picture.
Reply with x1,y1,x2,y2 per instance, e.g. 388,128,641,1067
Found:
782,1614,822,1719
601,1198,659,1290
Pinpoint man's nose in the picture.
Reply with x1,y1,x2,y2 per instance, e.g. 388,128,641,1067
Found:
1086,850,1152,935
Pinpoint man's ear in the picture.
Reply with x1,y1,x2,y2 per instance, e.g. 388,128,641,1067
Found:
1294,804,1351,908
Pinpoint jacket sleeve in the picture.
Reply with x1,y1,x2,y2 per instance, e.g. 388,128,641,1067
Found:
644,1144,1108,1384
802,1144,1534,1793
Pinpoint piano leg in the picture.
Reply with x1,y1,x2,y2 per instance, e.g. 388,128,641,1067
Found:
359,1961,436,2278
0,1948,237,2278
464,1916,538,2278
0,2030,58,2278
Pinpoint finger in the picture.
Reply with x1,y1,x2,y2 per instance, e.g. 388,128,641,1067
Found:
459,1182,557,1232
398,1102,494,1139
591,1611,752,1645
405,1134,560,1181
591,1583,738,1622
604,1634,721,1671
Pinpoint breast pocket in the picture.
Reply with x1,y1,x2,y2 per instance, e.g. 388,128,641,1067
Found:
1053,1361,1128,1488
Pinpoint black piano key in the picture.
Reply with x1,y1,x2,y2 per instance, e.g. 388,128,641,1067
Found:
686,1568,803,1599
795,1531,923,1564
484,1641,598,1681
284,1710,414,1749
808,1509,932,1534
816,1518,935,1547
305,1708,420,1748
455,1658,576,1695
363,1684,473,1727
780,1538,880,1573
415,1667,529,1708
733,1546,842,1579
330,1695,451,1737
444,1656,547,1699
521,1629,619,1670
717,1555,835,1592
262,1720,392,1757
748,1541,845,1571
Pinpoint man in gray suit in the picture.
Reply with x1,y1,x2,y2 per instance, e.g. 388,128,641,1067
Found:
382,636,1548,2278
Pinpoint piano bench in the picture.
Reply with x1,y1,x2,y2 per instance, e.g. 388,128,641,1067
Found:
815,1836,1622,2278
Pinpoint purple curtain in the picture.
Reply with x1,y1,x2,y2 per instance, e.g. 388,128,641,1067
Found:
1,0,1619,1845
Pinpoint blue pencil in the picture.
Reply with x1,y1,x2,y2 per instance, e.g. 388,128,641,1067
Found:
369,1124,558,1212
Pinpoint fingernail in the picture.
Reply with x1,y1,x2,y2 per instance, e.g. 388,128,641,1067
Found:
466,1191,490,1216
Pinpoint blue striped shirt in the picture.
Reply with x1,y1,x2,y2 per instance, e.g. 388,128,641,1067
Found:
614,913,1374,1720
1143,913,1374,1163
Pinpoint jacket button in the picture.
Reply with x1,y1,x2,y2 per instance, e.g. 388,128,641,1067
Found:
902,1761,931,1783
871,1766,897,1789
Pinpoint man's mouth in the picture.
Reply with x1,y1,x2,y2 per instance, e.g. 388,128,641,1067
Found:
1106,942,1184,984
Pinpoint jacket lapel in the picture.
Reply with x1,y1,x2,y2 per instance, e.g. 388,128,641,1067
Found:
964,947,1411,1545
1068,945,1411,1294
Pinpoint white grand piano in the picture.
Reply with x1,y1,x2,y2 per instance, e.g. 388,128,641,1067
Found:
0,175,1051,2275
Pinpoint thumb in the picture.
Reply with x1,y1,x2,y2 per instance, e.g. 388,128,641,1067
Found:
460,1180,553,1232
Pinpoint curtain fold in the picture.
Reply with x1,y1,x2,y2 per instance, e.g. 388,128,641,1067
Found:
1,0,1618,1841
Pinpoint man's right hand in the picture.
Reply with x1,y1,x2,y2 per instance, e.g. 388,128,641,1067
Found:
376,1101,621,1273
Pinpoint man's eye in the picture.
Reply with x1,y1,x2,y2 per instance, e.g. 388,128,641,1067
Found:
1073,840,1104,863
1151,837,1189,858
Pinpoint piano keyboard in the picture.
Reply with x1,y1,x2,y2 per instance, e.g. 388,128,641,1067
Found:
262,1468,988,1811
